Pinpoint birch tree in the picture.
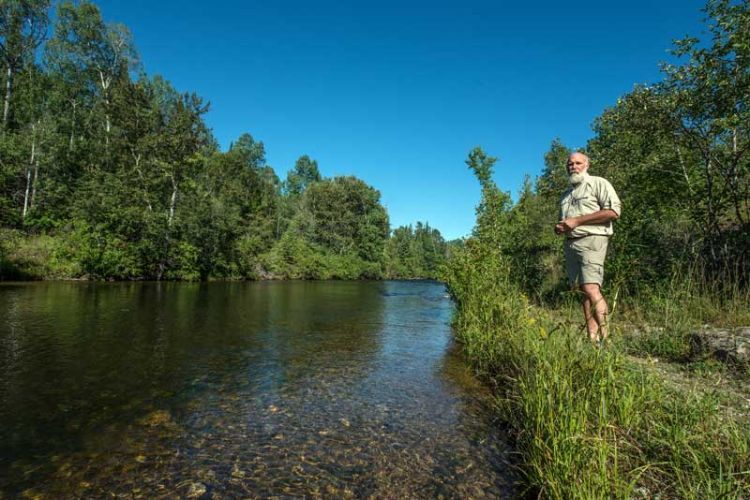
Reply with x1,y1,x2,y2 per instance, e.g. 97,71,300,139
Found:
44,1,137,160
0,0,49,129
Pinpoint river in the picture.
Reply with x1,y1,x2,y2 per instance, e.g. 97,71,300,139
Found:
0,280,512,497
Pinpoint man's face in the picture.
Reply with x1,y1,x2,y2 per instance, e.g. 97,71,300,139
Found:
566,154,589,175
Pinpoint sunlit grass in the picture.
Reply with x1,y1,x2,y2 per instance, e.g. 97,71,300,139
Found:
443,245,750,498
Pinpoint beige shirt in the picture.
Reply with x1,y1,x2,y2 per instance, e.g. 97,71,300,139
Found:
560,173,621,238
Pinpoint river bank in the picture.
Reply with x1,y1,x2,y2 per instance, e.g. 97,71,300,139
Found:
0,230,441,282
443,249,750,498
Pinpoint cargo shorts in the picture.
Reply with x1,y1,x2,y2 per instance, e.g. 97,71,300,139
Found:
564,235,609,286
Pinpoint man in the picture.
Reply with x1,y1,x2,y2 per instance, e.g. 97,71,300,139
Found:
554,152,621,343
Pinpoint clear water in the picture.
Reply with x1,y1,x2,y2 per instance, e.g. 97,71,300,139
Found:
0,280,512,498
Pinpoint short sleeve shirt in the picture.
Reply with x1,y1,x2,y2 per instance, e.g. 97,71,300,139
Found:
560,173,621,238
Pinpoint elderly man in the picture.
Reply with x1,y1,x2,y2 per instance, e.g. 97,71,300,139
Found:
554,152,621,343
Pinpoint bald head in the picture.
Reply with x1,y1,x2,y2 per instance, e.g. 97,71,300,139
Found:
567,152,590,172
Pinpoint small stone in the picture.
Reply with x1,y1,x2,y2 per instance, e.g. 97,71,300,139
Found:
138,410,173,427
185,482,207,498
231,464,245,478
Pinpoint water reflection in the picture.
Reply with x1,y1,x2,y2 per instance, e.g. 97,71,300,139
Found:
0,281,512,497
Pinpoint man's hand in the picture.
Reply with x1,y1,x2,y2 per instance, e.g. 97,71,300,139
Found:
554,218,578,235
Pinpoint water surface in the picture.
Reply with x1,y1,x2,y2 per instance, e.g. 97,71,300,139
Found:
0,281,512,497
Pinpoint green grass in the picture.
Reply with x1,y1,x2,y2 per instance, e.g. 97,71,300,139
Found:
443,245,750,498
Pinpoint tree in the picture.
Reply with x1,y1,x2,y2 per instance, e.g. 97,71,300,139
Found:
466,147,512,250
385,221,447,278
659,0,750,269
301,176,389,262
0,0,50,129
285,155,321,196
45,1,138,160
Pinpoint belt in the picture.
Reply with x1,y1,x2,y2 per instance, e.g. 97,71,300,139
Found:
565,234,604,241
566,235,590,241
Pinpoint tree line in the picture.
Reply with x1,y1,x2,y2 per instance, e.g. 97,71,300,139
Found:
456,0,750,300
0,0,447,281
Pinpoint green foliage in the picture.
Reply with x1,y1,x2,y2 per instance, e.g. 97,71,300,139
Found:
264,176,390,279
444,5,750,491
0,1,445,281
385,222,448,279
299,176,389,262
284,154,321,196
0,228,76,279
465,147,512,249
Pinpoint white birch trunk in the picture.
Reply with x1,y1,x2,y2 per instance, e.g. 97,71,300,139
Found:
21,125,37,220
30,159,39,211
69,100,76,150
3,65,12,129
99,71,111,148
169,175,178,226
132,152,152,212
675,146,693,195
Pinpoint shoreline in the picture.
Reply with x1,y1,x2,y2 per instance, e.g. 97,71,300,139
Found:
445,275,750,497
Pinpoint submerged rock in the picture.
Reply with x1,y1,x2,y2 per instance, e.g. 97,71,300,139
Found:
138,410,174,427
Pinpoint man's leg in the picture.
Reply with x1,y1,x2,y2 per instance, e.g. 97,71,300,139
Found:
581,295,599,341
580,283,608,342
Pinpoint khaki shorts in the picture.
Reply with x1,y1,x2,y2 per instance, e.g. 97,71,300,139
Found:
564,235,609,286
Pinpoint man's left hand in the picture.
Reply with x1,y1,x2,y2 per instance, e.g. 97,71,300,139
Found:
555,218,578,234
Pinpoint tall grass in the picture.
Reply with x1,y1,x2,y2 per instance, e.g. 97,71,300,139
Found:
443,242,750,498
615,267,750,365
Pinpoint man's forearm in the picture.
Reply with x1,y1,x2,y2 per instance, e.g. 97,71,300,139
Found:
570,209,619,226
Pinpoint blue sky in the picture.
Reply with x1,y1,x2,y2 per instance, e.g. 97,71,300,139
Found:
94,0,706,240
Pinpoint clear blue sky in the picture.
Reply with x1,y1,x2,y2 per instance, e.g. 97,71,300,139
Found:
93,0,706,240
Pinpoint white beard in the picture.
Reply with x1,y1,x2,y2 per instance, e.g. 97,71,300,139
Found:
569,172,584,185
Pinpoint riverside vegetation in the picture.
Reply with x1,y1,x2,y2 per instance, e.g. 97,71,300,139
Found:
0,1,449,282
443,1,750,497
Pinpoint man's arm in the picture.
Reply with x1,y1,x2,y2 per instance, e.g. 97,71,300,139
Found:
554,209,619,235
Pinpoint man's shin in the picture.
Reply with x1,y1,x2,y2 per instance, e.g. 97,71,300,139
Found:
581,298,599,339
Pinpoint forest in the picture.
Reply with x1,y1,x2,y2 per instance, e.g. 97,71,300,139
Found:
0,0,448,281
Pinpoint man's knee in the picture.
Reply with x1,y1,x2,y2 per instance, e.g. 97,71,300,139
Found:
579,283,602,301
